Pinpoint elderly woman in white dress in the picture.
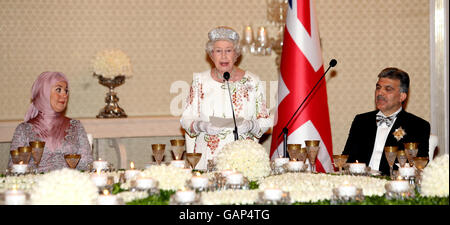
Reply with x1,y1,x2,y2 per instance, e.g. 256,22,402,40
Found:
180,26,272,170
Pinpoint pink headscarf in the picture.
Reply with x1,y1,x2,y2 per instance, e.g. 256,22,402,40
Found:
24,71,70,151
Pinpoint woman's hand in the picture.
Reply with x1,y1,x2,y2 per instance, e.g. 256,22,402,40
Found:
193,121,222,135
237,120,260,136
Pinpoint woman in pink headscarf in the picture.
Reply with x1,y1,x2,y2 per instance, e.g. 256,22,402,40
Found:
9,71,93,172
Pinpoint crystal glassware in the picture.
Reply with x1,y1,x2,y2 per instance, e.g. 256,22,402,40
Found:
384,146,398,178
151,144,166,165
170,139,185,160
396,150,408,168
10,149,21,164
186,153,202,170
29,141,45,167
287,144,301,161
305,140,320,173
298,148,307,163
64,154,81,169
404,142,418,167
18,146,32,164
413,157,429,171
332,154,349,173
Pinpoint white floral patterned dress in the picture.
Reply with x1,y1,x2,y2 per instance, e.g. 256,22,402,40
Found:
180,70,272,170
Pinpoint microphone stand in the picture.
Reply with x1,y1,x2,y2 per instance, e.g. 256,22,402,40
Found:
223,72,239,141
278,59,337,157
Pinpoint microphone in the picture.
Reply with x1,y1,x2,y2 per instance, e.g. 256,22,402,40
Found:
223,72,239,141
278,59,337,156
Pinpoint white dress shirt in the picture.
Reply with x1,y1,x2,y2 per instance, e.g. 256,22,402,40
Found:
368,107,402,171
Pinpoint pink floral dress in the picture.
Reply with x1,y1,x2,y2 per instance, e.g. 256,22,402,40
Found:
181,70,272,170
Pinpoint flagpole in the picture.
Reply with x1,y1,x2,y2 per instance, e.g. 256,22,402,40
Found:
278,59,337,157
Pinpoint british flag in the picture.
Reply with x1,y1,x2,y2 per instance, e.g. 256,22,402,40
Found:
270,0,334,173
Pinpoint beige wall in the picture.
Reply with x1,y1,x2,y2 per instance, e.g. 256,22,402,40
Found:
0,0,430,164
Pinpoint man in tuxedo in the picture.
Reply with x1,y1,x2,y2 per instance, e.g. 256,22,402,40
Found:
342,67,430,176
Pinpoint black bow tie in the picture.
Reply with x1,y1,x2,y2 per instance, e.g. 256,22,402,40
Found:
376,114,396,127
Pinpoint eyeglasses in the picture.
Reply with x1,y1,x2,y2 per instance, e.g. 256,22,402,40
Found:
212,48,234,55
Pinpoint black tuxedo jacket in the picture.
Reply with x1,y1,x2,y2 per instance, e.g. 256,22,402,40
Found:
342,109,430,175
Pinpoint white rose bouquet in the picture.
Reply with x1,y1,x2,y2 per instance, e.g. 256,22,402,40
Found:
215,140,271,181
140,165,192,191
420,154,449,197
92,49,133,78
30,168,99,205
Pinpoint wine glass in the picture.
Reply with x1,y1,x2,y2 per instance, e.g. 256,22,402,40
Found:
384,146,398,178
10,149,21,164
396,150,407,168
186,153,202,170
305,140,320,173
413,157,429,172
64,154,81,169
170,139,185,160
404,142,418,167
151,144,166,165
413,156,429,190
333,155,349,174
30,141,45,168
298,148,307,163
18,146,32,164
287,144,301,161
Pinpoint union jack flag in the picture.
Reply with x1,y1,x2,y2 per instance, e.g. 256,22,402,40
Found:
270,0,334,173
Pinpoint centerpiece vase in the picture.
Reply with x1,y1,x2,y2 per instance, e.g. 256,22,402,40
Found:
95,74,127,118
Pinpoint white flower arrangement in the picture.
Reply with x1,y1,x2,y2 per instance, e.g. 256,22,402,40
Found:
201,189,260,205
30,168,99,205
259,173,387,203
139,165,192,191
117,191,149,203
420,154,449,197
215,140,271,181
0,174,41,192
92,49,133,78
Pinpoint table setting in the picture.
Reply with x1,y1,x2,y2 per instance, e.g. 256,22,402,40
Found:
1,140,448,205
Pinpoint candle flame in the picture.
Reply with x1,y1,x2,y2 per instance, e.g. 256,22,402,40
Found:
130,161,135,169
356,160,359,163
195,171,201,176
19,161,23,165
102,189,110,195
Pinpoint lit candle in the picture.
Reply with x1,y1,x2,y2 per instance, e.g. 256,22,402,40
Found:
125,161,141,181
226,172,244,185
349,161,366,174
136,177,156,190
5,189,27,205
12,161,28,174
191,172,209,189
398,166,415,178
258,26,268,44
93,158,108,171
221,169,234,177
90,171,108,187
97,190,118,205
170,157,185,168
338,182,357,197
264,188,283,201
274,157,289,167
389,177,410,193
176,188,196,203
287,159,304,172
244,25,254,43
